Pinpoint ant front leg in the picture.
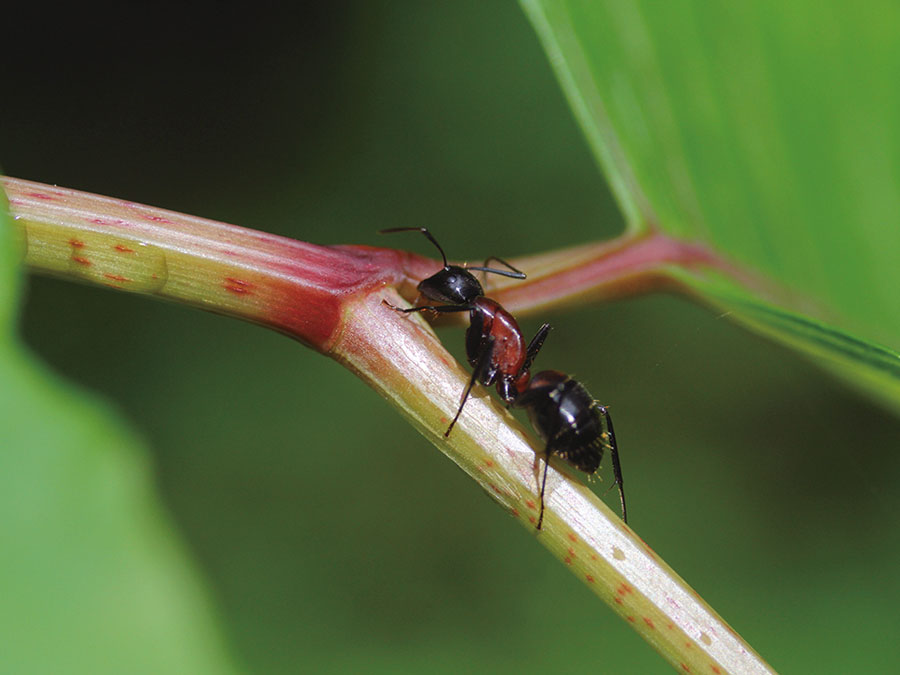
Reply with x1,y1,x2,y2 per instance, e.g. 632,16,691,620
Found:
381,300,471,315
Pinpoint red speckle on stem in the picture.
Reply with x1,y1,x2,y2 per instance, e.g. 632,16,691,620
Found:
525,500,536,510
681,664,692,673
142,214,174,224
643,617,655,629
72,256,91,266
104,274,130,282
25,191,55,201
711,666,721,674
114,244,135,253
90,217,129,227
567,532,578,543
585,574,594,583
626,616,636,623
614,597,623,605
224,277,254,295
510,508,519,518
617,583,633,596
69,239,85,248
567,547,575,558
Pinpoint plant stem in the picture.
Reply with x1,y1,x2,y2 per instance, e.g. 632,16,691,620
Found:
3,176,775,673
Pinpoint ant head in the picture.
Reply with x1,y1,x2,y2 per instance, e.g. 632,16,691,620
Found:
380,226,485,304
379,226,525,305
417,266,483,305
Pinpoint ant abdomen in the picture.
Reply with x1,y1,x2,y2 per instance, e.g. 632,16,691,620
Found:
515,370,627,529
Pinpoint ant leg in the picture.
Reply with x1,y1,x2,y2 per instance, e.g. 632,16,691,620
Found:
534,428,569,530
381,300,470,315
536,450,551,530
444,336,495,438
520,323,552,375
597,405,627,524
504,324,552,410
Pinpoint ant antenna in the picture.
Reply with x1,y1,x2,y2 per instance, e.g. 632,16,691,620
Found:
379,228,525,279
468,255,526,282
379,227,448,268
481,255,526,278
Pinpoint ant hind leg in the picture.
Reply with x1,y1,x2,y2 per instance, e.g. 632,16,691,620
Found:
596,404,627,524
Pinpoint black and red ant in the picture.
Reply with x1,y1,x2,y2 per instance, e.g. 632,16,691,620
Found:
380,226,551,437
381,227,627,529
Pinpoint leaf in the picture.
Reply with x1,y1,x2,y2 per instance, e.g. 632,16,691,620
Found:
0,191,237,672
521,0,900,408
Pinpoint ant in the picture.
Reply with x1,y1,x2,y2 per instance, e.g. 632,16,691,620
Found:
381,227,627,529
513,370,626,529
380,226,551,437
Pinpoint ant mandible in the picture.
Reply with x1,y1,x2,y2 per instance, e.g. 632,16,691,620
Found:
514,370,627,529
380,227,551,437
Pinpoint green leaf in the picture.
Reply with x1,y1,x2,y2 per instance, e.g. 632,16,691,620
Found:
0,194,237,671
521,0,900,407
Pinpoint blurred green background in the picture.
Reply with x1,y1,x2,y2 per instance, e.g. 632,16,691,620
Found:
4,2,900,672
